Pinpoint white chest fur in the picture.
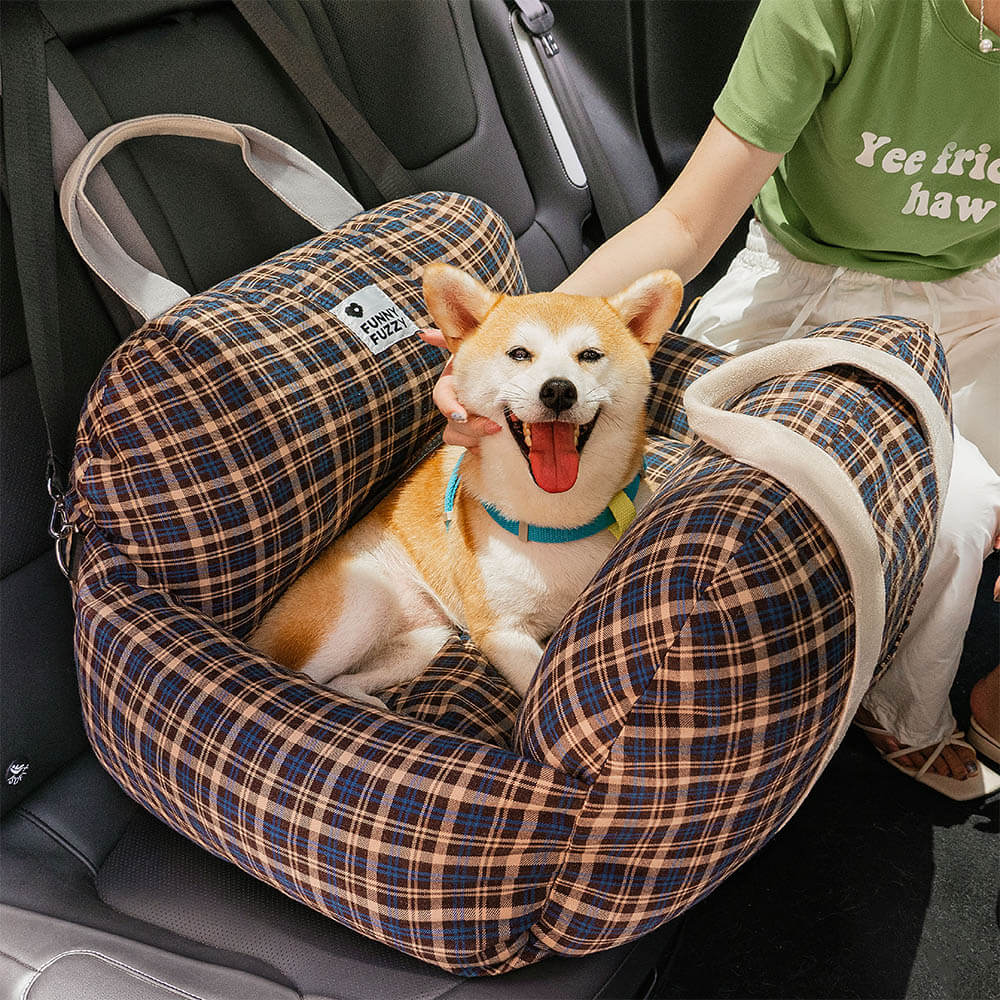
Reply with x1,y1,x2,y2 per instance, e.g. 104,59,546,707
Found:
446,478,648,695
475,523,617,639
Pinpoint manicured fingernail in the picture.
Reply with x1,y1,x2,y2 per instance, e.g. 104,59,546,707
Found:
450,412,467,423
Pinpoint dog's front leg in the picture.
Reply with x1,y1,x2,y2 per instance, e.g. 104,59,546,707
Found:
478,629,546,696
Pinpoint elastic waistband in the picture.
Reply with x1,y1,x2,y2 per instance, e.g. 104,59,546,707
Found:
742,218,1000,289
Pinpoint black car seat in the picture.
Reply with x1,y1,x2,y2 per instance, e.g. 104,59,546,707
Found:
1,1,757,996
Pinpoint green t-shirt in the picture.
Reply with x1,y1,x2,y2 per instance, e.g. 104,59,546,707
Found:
714,0,1000,280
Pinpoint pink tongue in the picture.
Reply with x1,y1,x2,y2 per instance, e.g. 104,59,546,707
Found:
528,421,579,493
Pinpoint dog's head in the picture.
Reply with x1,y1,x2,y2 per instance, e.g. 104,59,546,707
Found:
423,263,682,495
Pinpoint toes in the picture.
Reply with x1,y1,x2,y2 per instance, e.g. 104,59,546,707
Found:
859,719,981,782
936,743,977,780
929,749,952,778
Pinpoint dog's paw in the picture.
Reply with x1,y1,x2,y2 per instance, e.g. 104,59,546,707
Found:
325,677,389,711
480,630,545,697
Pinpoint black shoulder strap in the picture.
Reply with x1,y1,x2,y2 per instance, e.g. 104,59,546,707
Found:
233,0,413,205
1,4,72,480
507,0,634,239
1,1,77,575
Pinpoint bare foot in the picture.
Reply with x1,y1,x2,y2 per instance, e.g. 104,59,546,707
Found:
994,533,999,602
970,665,1000,743
855,706,979,780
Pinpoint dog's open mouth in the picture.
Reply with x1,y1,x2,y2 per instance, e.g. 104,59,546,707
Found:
504,409,600,493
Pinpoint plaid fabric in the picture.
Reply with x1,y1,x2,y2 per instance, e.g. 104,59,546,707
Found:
646,332,731,445
730,317,948,678
641,332,728,487
515,317,947,956
70,192,947,983
382,634,521,748
69,193,526,640
75,531,585,976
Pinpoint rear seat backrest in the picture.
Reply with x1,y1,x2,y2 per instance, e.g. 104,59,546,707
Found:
641,0,760,297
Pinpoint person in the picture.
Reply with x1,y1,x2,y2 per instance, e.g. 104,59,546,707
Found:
422,0,1000,800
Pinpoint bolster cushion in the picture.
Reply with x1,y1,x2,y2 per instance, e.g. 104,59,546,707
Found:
68,188,949,975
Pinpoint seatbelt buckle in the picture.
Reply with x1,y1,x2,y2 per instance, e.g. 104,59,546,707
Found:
514,0,559,56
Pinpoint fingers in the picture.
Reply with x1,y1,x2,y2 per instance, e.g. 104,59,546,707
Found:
420,327,502,447
432,365,463,420
417,326,448,350
444,414,502,448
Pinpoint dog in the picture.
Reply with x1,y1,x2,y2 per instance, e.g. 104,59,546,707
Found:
250,263,683,704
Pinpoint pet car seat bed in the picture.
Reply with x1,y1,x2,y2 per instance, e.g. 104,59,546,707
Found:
64,118,952,976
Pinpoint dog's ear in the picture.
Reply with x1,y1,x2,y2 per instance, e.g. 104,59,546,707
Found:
422,262,502,352
606,270,684,357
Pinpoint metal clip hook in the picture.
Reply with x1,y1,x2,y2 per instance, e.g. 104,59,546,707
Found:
46,467,76,580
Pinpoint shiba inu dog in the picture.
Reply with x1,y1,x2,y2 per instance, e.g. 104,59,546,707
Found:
251,264,683,704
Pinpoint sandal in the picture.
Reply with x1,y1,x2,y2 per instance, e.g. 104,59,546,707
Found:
968,715,1000,768
854,720,1000,802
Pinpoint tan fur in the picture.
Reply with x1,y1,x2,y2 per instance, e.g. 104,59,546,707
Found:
251,266,683,704
252,544,349,672
377,448,494,639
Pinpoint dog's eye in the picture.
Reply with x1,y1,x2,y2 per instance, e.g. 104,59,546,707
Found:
507,346,532,362
577,348,604,363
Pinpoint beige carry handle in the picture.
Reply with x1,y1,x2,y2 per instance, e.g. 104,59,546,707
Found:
60,114,364,321
684,335,953,813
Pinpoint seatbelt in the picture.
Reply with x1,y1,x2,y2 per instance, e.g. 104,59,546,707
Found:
233,0,413,205
507,0,634,239
1,1,76,576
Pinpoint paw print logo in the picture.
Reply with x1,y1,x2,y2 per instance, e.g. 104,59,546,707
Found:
345,303,365,318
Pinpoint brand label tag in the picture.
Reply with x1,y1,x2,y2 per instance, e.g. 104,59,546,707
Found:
334,286,419,354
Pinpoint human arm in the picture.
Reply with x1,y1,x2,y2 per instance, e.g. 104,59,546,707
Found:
425,116,781,443
556,116,782,296
560,0,858,297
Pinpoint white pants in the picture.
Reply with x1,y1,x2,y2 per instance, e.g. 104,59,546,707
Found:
686,220,1000,747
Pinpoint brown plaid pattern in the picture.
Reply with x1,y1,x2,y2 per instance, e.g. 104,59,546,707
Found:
382,634,521,748
69,190,947,981
514,318,947,955
69,193,526,640
646,332,731,445
75,531,587,976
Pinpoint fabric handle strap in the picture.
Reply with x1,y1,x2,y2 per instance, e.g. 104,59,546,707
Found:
684,336,953,824
60,113,364,321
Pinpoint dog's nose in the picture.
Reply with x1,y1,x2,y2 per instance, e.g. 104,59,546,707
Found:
539,377,578,414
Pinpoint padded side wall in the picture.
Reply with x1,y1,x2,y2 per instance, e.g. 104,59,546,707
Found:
527,478,854,956
69,194,523,638
516,318,947,955
73,529,588,977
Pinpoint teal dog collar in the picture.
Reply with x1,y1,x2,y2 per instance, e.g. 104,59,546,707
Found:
444,454,642,543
